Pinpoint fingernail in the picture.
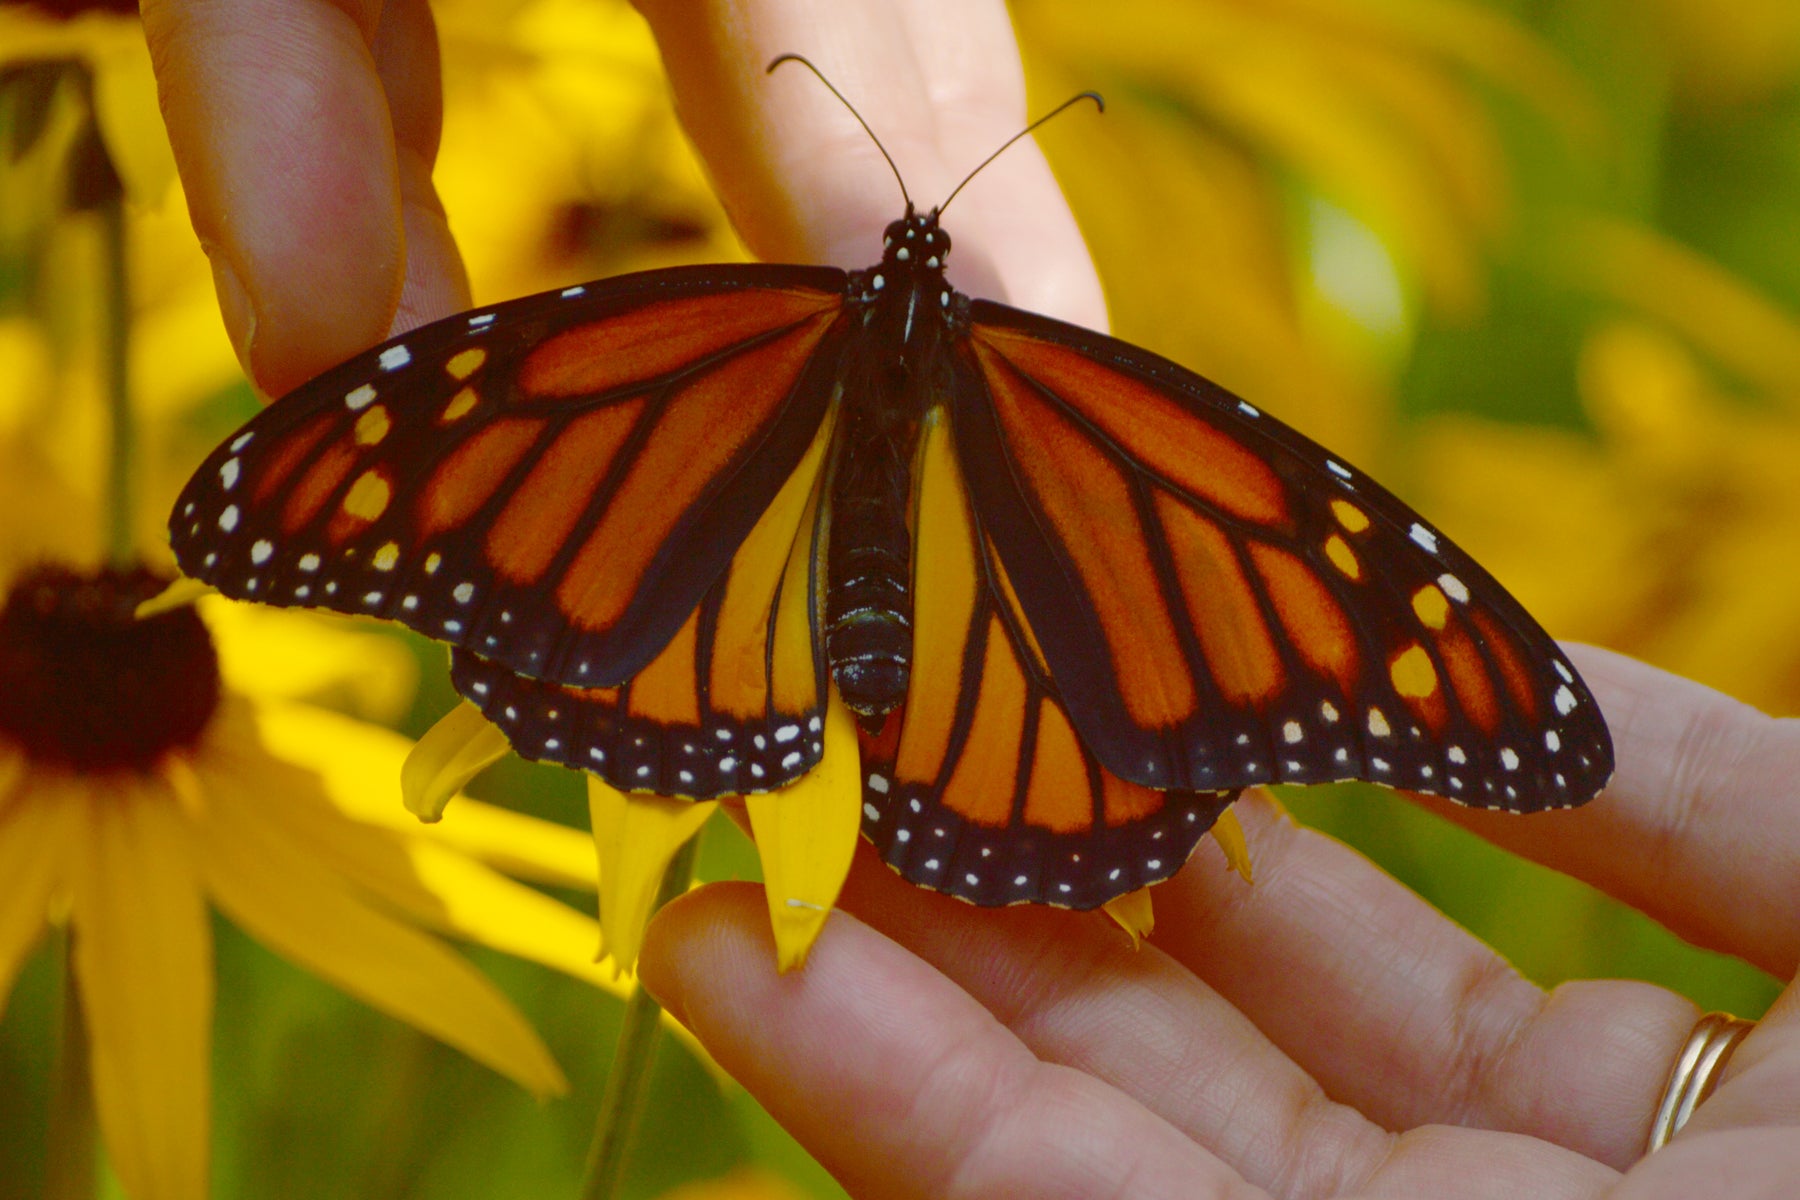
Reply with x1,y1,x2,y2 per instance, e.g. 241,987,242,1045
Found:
205,247,258,381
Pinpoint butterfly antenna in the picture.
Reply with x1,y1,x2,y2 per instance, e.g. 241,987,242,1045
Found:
767,54,912,211
937,91,1104,215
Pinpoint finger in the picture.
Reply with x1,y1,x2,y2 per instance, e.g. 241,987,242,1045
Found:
638,881,1250,1200
633,0,1107,327
789,842,1623,1198
1610,1129,1800,1199
647,882,1616,1199
1676,974,1800,1142
1358,1126,1614,1200
143,0,459,398
372,0,471,334
1416,644,1800,979
833,843,1407,1197
1146,791,1694,1172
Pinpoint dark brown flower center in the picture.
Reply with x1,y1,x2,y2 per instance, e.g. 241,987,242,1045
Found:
0,564,221,771
19,0,140,17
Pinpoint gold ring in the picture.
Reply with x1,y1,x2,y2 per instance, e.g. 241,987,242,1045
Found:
1646,1011,1755,1153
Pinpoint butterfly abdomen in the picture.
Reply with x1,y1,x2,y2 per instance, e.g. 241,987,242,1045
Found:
825,388,919,717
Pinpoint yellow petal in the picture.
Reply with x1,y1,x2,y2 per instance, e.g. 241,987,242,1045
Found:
401,701,511,822
195,727,602,983
588,778,716,975
1102,888,1156,946
133,575,214,619
1213,805,1254,884
0,775,76,1007
1556,214,1800,401
390,838,720,1076
206,597,417,720
198,705,719,1073
743,696,860,973
252,699,597,889
193,771,567,1098
68,780,212,1200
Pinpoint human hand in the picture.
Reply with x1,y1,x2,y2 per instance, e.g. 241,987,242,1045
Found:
629,4,1800,1198
642,651,1799,1198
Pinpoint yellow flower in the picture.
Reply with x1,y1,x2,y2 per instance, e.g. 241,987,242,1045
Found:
0,562,640,1200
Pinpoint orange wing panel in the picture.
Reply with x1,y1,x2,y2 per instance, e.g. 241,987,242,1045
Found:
1022,704,1095,834
1469,607,1540,722
977,350,1195,728
1436,620,1501,734
939,619,1027,827
555,314,835,632
973,325,1287,526
518,289,840,398
252,413,334,506
281,440,359,535
1155,496,1282,706
1100,770,1163,826
1248,543,1358,693
486,401,644,585
768,472,824,717
418,417,543,539
627,606,703,726
709,408,833,720
896,412,981,786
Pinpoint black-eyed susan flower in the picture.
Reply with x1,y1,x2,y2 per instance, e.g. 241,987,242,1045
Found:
0,561,654,1200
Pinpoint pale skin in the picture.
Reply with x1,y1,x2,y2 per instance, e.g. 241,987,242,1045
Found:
142,0,1800,1196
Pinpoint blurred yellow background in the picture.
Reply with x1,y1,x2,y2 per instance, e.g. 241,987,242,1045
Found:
2,0,1794,1195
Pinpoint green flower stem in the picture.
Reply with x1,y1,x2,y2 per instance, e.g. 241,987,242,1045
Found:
99,171,133,567
44,930,97,1200
578,832,701,1200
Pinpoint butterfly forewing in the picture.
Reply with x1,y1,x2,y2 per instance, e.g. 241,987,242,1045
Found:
953,301,1612,813
859,409,1239,907
447,404,834,796
170,265,850,689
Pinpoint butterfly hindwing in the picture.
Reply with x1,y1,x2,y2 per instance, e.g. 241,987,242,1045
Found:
953,301,1612,812
447,404,834,796
858,408,1239,908
170,264,850,689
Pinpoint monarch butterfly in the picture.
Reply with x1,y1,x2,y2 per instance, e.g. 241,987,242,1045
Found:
169,57,1612,911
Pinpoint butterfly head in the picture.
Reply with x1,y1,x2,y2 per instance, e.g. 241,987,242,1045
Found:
880,209,951,275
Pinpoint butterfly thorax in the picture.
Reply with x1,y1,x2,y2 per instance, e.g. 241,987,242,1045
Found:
825,209,957,717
